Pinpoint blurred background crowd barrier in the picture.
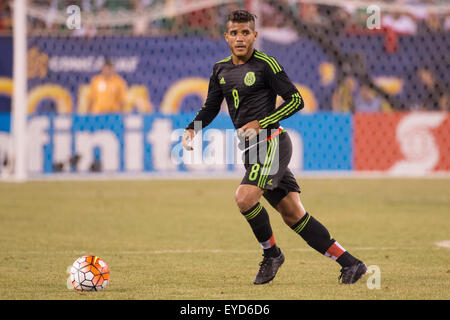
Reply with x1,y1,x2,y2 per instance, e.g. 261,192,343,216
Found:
0,0,448,177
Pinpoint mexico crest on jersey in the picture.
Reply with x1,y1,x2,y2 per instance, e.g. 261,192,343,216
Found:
244,71,256,86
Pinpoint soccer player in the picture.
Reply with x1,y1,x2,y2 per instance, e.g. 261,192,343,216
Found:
182,10,367,285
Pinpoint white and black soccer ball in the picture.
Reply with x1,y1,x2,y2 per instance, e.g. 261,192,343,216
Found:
69,255,110,291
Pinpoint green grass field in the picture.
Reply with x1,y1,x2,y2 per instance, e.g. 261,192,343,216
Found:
0,178,449,300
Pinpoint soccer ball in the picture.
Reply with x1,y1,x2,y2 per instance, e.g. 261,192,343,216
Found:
69,255,110,291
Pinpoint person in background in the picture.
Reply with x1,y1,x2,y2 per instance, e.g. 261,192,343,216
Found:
354,85,383,113
0,2,12,32
417,67,448,111
331,76,356,112
87,59,128,114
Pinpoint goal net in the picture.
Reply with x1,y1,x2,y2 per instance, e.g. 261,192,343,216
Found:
0,0,449,180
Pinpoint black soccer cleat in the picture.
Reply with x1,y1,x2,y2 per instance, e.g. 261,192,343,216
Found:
338,261,367,284
253,249,285,285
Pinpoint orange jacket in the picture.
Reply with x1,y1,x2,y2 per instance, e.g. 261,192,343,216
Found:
88,74,127,113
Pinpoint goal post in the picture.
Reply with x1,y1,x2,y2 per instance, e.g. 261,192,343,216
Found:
11,0,28,182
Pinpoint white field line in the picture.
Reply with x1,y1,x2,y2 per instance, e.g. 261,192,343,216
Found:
113,247,434,255
2,170,450,182
1,246,445,256
435,241,450,249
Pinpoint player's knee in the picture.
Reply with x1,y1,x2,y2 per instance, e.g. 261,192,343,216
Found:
234,189,249,212
235,185,261,212
275,192,307,226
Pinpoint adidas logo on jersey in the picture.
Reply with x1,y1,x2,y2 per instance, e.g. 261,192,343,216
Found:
219,77,226,84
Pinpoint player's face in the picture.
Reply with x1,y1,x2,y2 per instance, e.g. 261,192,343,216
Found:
225,21,257,60
102,65,114,78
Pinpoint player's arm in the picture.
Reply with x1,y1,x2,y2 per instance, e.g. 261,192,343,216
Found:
183,66,224,150
118,77,128,111
86,77,96,113
257,59,304,129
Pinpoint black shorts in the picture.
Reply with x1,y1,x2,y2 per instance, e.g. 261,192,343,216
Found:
240,131,301,208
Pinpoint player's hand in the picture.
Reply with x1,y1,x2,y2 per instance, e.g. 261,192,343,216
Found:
182,129,195,151
238,120,262,141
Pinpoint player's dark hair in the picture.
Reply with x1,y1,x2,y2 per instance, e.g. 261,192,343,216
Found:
103,58,113,67
227,10,257,25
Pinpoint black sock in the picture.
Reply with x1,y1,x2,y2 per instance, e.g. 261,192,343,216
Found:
263,245,280,258
291,212,359,267
336,252,360,268
241,203,280,257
